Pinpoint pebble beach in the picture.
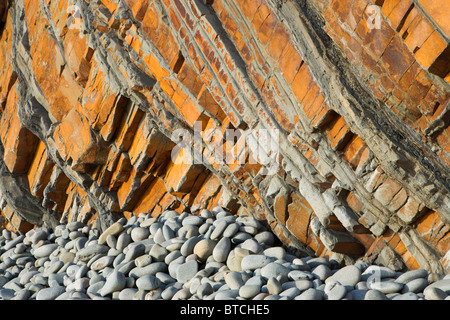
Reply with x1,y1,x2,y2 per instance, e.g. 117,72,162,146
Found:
0,207,449,301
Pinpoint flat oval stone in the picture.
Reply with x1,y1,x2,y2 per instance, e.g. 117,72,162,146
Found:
325,265,361,288
369,280,403,294
239,284,261,299
136,275,160,291
280,287,301,299
326,284,347,300
129,262,168,278
76,244,109,262
424,287,447,300
176,260,198,284
401,278,428,293
223,223,240,238
182,216,204,226
119,288,138,300
91,255,114,271
254,231,275,246
365,289,389,301
193,239,216,262
295,288,324,300
261,262,290,283
131,227,150,242
98,222,124,245
311,264,332,281
33,244,59,259
36,286,66,300
395,269,428,284
225,271,244,290
180,236,201,257
100,270,126,296
212,237,231,263
241,254,274,271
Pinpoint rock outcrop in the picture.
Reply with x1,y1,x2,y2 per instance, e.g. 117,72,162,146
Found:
0,0,448,273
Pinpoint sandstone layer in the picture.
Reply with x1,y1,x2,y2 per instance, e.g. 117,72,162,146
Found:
0,0,448,273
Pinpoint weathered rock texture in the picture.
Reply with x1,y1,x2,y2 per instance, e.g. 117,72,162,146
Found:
0,0,448,273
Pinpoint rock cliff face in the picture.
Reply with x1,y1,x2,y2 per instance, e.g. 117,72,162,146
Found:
0,0,448,273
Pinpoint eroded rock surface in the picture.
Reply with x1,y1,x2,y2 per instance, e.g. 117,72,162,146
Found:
0,0,448,273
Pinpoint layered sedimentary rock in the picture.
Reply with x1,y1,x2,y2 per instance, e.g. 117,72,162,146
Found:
0,0,448,273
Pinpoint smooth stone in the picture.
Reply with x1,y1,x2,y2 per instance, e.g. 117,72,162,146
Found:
180,237,201,257
182,216,204,226
311,264,332,281
239,284,261,299
98,222,124,245
325,265,361,288
162,225,175,240
31,230,48,245
124,243,145,262
59,251,75,264
90,255,114,271
362,265,397,281
149,244,168,262
12,289,31,300
288,270,314,281
401,278,428,293
117,261,136,276
424,287,447,300
136,275,160,291
395,269,428,284
425,279,450,293
36,286,66,300
261,262,290,283
156,272,176,284
67,221,85,231
326,285,347,300
210,220,229,240
223,223,240,238
176,260,198,284
153,229,165,244
295,288,324,300
392,292,419,300
0,289,15,300
33,244,59,259
193,239,217,263
241,254,274,271
214,289,239,300
254,231,275,246
129,262,168,278
267,277,282,295
263,247,285,260
116,233,132,251
131,227,150,242
119,288,138,300
100,270,126,296
4,235,25,250
347,289,367,300
364,289,388,300
135,255,152,268
280,287,301,299
76,244,109,262
212,237,231,263
295,280,313,291
197,282,214,299
305,257,330,269
240,239,262,253
225,271,244,290
369,280,404,294
231,232,252,244
140,218,157,228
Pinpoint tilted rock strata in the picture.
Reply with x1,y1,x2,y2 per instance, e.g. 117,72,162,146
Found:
0,0,448,273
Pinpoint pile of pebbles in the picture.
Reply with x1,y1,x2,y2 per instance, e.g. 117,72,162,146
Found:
0,207,449,300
